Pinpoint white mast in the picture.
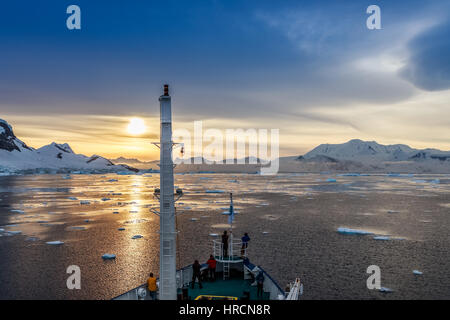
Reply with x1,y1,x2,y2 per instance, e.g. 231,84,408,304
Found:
158,84,177,300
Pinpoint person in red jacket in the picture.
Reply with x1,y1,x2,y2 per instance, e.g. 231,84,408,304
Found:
206,255,217,282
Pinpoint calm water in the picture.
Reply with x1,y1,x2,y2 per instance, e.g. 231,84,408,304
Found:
0,173,449,300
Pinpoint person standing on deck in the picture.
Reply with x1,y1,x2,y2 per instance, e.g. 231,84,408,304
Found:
256,271,265,298
147,272,157,300
222,230,229,258
206,255,217,282
191,260,203,289
241,232,250,257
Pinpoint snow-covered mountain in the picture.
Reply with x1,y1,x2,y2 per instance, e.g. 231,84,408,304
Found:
275,139,450,173
0,119,137,174
299,139,450,163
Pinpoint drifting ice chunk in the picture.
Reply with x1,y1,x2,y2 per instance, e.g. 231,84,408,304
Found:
7,230,22,235
46,241,64,245
102,254,116,260
205,190,225,193
131,235,143,239
373,236,390,241
413,270,423,275
337,228,373,235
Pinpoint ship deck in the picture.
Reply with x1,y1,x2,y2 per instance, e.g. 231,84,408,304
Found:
186,273,270,300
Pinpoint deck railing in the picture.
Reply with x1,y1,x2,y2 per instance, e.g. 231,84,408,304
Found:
213,237,247,261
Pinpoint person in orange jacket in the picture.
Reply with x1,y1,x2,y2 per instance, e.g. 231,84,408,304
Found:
147,272,157,300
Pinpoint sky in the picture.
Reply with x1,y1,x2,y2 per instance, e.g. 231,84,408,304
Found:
0,0,449,160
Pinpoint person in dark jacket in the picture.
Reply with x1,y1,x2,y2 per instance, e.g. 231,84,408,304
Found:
256,271,265,298
241,233,250,256
191,260,203,289
222,231,229,257
206,255,217,281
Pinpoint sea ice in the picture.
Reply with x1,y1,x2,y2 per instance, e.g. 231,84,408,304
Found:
205,190,225,193
373,236,390,241
6,230,22,235
46,241,64,245
337,228,373,235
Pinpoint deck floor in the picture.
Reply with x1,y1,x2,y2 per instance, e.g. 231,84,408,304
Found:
186,275,270,300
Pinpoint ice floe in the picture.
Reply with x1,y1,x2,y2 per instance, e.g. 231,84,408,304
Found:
46,241,64,245
373,236,390,241
205,190,225,193
337,228,373,235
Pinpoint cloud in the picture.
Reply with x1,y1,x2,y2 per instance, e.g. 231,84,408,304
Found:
400,21,450,91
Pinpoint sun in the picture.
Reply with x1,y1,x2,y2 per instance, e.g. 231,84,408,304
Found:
127,118,146,135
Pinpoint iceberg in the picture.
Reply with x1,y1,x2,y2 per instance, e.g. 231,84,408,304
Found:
46,241,64,245
337,228,373,235
205,190,225,193
373,236,390,241
102,254,116,260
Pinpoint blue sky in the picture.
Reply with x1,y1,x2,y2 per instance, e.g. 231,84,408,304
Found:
0,0,449,159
